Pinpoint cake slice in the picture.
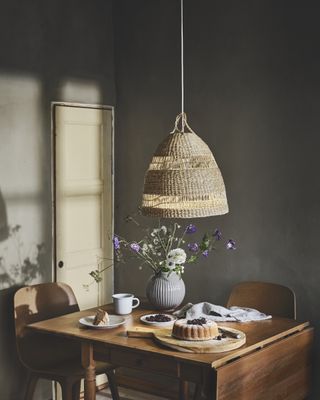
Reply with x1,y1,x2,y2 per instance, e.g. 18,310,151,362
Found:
93,309,109,326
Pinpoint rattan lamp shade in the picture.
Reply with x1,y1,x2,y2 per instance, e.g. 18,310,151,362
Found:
141,114,229,218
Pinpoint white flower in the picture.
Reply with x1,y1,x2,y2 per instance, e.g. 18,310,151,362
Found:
151,229,158,237
165,259,176,270
160,226,167,235
142,244,148,253
167,248,186,265
153,238,159,245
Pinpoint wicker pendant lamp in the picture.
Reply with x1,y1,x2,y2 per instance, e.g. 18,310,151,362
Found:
141,0,229,218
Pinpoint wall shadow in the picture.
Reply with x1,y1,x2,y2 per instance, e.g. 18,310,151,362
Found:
0,286,26,399
0,189,9,242
0,0,115,397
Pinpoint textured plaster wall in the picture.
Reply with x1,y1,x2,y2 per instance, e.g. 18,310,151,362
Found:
0,1,115,398
1,0,319,398
113,1,320,397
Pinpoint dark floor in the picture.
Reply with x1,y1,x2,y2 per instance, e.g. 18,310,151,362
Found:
97,386,167,399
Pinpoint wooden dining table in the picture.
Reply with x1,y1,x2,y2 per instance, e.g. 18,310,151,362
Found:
27,304,313,400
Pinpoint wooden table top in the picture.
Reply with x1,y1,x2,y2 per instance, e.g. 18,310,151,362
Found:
27,304,310,369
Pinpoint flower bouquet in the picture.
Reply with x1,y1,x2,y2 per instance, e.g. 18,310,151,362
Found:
113,222,235,276
88,218,236,305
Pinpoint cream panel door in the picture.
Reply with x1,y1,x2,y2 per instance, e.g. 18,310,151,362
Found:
55,105,113,310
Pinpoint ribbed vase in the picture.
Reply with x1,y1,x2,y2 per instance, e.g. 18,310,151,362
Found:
146,272,185,310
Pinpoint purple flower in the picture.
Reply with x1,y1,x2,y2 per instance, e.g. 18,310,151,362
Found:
113,236,120,250
226,239,236,250
188,242,199,252
186,224,197,234
130,242,140,252
213,228,222,241
202,250,209,257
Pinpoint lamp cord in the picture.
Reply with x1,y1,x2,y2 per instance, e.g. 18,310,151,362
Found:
180,0,186,134
172,0,192,134
181,0,184,119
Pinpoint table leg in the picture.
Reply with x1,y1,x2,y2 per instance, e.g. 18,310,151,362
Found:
193,369,216,400
179,380,189,400
81,342,96,400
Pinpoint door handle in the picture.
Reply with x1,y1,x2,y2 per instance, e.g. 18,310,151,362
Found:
58,260,64,268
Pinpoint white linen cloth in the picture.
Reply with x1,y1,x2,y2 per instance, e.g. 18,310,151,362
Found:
173,302,272,322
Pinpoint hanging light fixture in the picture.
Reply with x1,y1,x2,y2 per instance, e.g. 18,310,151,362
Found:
141,0,229,218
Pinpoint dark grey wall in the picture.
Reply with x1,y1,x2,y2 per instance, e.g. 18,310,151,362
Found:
113,1,320,397
0,1,115,398
1,0,319,397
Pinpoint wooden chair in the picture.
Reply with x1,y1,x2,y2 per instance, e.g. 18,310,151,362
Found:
226,281,296,319
14,282,120,400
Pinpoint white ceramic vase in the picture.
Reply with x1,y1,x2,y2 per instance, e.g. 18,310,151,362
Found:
146,272,185,310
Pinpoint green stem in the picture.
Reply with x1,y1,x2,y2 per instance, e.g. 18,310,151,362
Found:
133,250,158,271
119,235,159,271
97,263,113,275
177,227,187,248
142,252,158,270
156,232,167,256
167,222,178,253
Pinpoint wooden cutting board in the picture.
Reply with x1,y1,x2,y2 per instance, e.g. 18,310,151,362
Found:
127,326,246,353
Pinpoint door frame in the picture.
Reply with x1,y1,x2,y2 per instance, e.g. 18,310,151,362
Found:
51,101,115,302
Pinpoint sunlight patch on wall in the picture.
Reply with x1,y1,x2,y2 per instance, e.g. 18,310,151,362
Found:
58,79,102,105
0,74,45,288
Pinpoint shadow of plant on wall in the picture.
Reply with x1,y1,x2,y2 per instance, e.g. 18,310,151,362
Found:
0,225,45,289
0,188,9,242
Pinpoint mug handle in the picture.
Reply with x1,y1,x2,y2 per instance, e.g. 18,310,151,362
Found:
132,297,140,309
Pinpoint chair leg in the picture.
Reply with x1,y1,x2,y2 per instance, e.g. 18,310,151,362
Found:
106,370,120,400
179,380,189,400
193,384,201,400
24,373,38,400
60,379,74,400
72,380,81,400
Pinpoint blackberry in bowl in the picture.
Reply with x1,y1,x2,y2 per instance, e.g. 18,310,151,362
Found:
146,314,171,323
141,313,175,326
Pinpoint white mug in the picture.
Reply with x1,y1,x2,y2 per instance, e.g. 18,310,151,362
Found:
112,293,140,315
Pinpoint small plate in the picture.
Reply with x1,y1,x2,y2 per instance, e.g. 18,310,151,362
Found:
140,313,176,327
79,314,126,329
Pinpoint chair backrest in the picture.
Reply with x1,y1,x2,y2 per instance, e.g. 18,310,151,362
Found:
14,282,80,368
226,281,296,319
